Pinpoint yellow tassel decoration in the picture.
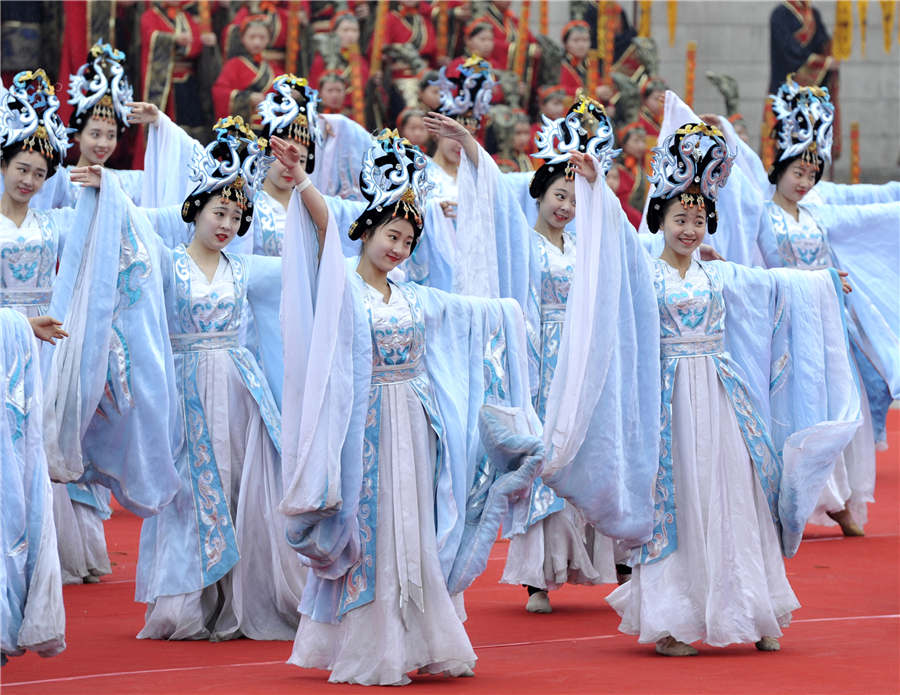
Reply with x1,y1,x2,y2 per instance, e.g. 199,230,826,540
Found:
858,0,868,56
834,0,853,59
638,0,652,38
882,0,896,52
667,0,677,47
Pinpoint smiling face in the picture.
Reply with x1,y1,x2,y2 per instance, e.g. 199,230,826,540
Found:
660,198,707,256
538,177,576,230
362,216,416,272
75,116,118,165
194,195,243,250
776,158,818,204
241,22,272,56
1,149,49,205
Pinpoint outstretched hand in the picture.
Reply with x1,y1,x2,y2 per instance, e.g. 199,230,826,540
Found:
126,101,160,125
423,112,469,142
70,165,102,188
698,244,725,262
270,136,304,175
29,316,68,344
568,151,597,184
698,113,722,129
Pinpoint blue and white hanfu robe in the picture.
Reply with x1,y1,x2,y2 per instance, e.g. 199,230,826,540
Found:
548,171,860,647
0,178,179,584
0,309,65,662
280,192,543,685
125,199,305,641
457,144,646,592
0,204,111,586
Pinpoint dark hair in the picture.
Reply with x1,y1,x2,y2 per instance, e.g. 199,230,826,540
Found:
466,22,493,40
563,24,590,44
182,190,255,236
418,70,439,92
1,142,58,180
767,153,823,186
353,209,422,253
529,160,568,200
646,193,718,234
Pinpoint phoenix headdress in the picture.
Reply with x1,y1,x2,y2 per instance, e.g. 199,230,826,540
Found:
348,129,432,248
0,69,70,172
434,56,496,130
181,116,273,236
769,74,834,169
68,40,134,134
529,93,620,198
257,74,322,174
646,122,735,234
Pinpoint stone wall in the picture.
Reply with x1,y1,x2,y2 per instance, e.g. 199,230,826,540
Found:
539,1,900,182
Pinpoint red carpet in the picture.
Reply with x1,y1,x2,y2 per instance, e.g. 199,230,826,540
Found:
3,412,898,694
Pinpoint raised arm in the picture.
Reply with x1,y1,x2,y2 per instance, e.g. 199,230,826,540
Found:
128,101,202,207
423,111,479,165
271,135,329,252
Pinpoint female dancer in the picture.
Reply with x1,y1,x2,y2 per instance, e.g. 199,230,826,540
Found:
113,119,308,641
699,79,899,535
427,96,634,614
564,122,861,656
1,69,178,585
19,41,143,210
279,130,543,685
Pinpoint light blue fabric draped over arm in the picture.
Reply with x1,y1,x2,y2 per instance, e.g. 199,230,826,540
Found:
540,172,661,547
1,309,65,658
71,173,181,517
717,261,863,556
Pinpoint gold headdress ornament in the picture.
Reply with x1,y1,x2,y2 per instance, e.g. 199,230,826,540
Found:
348,128,432,241
1,69,70,164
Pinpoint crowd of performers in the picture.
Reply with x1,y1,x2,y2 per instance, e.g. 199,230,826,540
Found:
1,25,898,687
4,0,835,223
